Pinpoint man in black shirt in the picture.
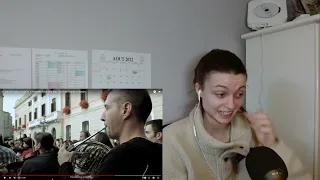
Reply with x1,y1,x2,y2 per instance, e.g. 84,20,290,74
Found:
21,132,59,179
58,89,162,179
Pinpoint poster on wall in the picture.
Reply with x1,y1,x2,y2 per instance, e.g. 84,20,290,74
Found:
0,47,32,89
32,48,88,89
91,50,151,89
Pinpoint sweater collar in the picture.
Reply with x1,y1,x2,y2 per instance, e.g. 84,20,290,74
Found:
189,104,252,157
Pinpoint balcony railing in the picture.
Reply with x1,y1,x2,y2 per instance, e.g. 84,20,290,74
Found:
28,111,63,128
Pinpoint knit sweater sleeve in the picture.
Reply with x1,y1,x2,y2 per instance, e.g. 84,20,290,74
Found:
163,131,188,180
269,140,312,180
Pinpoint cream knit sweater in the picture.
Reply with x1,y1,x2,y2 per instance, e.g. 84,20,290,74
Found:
163,105,312,180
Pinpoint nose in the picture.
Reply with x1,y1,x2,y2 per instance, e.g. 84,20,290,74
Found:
100,111,106,121
225,96,236,109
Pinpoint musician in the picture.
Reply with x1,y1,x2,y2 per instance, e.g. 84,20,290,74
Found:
20,132,59,177
58,89,162,179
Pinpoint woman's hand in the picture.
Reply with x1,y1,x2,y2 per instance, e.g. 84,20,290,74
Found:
244,109,278,147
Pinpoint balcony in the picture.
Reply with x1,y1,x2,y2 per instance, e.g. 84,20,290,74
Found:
28,111,63,128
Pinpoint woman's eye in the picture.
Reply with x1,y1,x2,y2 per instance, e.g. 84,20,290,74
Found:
216,93,225,98
235,93,244,98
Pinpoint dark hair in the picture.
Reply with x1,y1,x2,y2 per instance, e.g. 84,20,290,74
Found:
145,119,163,134
23,137,34,148
193,49,247,88
109,89,152,124
34,132,54,150
94,132,113,148
22,134,27,138
0,134,3,146
81,131,91,138
9,141,14,146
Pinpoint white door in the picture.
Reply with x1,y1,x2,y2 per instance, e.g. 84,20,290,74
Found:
245,24,317,177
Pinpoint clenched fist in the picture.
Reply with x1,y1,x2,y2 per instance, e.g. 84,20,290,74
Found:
244,109,278,147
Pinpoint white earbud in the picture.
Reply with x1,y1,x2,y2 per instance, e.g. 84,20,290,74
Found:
197,90,201,102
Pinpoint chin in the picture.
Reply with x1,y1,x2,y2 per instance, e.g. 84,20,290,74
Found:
217,118,232,124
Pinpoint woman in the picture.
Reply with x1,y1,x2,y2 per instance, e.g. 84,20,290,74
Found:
163,49,312,180
94,132,113,148
21,138,34,160
54,139,61,148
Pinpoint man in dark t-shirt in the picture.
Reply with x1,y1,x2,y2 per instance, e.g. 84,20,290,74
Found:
58,90,162,179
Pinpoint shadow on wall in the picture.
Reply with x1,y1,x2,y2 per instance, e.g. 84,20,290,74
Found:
180,52,208,123
266,80,313,173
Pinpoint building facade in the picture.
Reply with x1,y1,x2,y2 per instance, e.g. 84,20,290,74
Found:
0,91,13,139
14,90,162,141
13,91,63,139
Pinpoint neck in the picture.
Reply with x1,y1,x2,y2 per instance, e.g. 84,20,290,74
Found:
203,111,230,142
118,122,146,144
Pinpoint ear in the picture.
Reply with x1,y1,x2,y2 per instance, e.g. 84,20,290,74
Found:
195,82,200,93
156,132,163,140
122,102,132,120
195,83,203,102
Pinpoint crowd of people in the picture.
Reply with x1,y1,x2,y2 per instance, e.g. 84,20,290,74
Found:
0,89,163,180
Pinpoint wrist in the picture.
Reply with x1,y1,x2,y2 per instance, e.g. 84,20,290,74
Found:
267,137,279,147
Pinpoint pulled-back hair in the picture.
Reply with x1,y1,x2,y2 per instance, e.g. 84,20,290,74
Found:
193,49,247,88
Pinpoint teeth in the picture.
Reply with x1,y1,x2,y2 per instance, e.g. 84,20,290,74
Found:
218,111,232,115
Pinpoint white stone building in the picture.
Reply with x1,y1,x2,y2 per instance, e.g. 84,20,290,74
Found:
14,90,162,141
0,91,13,139
13,91,64,139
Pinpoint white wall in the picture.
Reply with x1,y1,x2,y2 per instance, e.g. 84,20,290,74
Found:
0,0,250,124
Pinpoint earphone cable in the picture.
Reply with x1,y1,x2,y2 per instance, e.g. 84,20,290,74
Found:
193,102,221,180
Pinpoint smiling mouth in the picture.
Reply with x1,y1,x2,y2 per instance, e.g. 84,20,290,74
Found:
218,111,233,116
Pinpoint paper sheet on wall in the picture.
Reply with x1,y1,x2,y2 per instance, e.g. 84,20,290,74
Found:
91,50,151,89
32,48,88,89
0,47,32,89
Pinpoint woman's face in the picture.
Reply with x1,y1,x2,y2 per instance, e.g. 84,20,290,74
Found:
198,72,246,125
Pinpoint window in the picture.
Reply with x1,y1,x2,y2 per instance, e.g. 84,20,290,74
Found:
24,115,26,125
65,93,70,107
34,108,37,119
51,98,56,112
34,96,37,102
41,104,46,116
82,121,89,132
41,93,46,97
29,112,32,122
19,118,21,125
66,125,71,140
80,90,87,101
28,101,32,107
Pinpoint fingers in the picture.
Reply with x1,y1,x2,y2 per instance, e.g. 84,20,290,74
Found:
259,126,273,134
251,118,271,128
245,111,269,122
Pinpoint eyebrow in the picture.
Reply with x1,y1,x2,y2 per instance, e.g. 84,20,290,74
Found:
214,85,246,90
